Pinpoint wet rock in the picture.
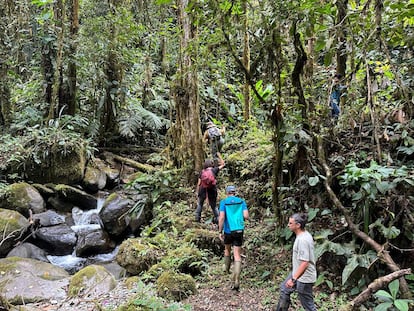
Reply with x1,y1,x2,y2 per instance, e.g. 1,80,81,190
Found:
82,166,107,193
54,184,97,210
74,227,116,257
0,208,30,257
34,224,77,255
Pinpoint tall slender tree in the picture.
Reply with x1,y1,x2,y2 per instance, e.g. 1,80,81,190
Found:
169,0,204,178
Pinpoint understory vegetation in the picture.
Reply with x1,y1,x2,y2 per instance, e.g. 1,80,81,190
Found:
0,0,413,310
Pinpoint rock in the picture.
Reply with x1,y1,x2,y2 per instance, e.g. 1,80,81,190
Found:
82,166,107,193
34,224,77,255
54,184,97,210
47,196,75,213
7,242,49,262
116,237,165,275
0,257,69,304
74,227,116,257
0,208,30,257
156,271,196,301
0,182,45,217
68,264,116,298
32,210,66,227
99,193,133,237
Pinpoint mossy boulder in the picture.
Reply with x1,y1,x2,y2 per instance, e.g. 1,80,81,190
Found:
116,238,166,275
183,228,223,256
0,208,30,256
54,184,97,210
22,145,86,185
0,182,45,217
68,264,116,298
166,244,205,276
156,271,196,301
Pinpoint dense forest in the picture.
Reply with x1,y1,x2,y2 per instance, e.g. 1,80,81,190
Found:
0,0,413,310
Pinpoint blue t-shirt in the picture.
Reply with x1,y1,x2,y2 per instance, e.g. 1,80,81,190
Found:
219,196,248,233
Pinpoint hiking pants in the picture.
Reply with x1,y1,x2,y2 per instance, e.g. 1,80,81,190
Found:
210,137,224,161
275,273,317,311
195,187,218,223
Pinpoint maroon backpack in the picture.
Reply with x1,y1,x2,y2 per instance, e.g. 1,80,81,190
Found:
200,168,216,188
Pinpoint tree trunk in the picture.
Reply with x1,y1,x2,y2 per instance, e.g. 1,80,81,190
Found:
66,0,79,116
169,0,204,180
0,2,11,126
47,0,65,121
242,0,251,121
335,0,348,77
291,21,309,179
100,0,123,140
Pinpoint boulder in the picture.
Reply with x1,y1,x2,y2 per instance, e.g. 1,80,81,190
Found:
116,238,165,275
34,224,77,255
0,182,45,217
99,193,133,237
82,166,107,193
156,271,196,301
74,227,116,257
7,242,49,262
32,210,66,227
54,184,97,210
0,257,69,304
68,264,116,298
47,196,75,213
20,146,86,184
0,208,30,257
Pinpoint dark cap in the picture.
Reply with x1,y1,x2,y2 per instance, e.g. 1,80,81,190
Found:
226,185,236,193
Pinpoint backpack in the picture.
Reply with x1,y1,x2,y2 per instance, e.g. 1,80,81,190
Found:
200,168,216,188
208,126,221,140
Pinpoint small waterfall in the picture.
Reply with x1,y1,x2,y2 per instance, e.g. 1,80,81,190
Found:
47,195,118,273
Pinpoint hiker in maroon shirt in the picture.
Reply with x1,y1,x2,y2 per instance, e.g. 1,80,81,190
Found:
195,155,225,224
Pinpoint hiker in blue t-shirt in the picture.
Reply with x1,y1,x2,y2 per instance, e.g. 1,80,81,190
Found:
218,185,249,291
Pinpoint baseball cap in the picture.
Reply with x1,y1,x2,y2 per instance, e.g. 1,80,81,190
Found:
226,185,236,193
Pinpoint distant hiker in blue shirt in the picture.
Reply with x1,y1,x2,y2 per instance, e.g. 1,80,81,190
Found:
329,73,347,118
218,185,249,291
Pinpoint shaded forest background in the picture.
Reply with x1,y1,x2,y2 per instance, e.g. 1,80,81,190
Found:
0,0,413,309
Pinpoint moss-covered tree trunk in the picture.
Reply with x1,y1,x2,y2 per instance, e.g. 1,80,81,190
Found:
170,0,204,181
100,0,124,141
335,0,348,77
66,0,79,116
242,0,251,122
0,1,11,127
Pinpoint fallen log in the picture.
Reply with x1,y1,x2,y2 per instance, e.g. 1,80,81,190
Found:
113,154,155,172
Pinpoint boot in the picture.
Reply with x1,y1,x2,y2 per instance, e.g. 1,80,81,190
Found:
223,256,231,274
232,261,241,291
275,296,290,311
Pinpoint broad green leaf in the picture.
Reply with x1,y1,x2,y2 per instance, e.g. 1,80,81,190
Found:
388,279,400,299
374,290,393,300
394,300,409,311
374,302,393,311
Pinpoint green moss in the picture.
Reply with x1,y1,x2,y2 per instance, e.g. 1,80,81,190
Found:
68,265,115,297
0,209,29,232
156,271,196,301
116,238,165,275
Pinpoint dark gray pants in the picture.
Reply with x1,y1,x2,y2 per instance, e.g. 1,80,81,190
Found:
275,273,317,311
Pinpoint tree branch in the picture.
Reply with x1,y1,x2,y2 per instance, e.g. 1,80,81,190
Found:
316,135,412,299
